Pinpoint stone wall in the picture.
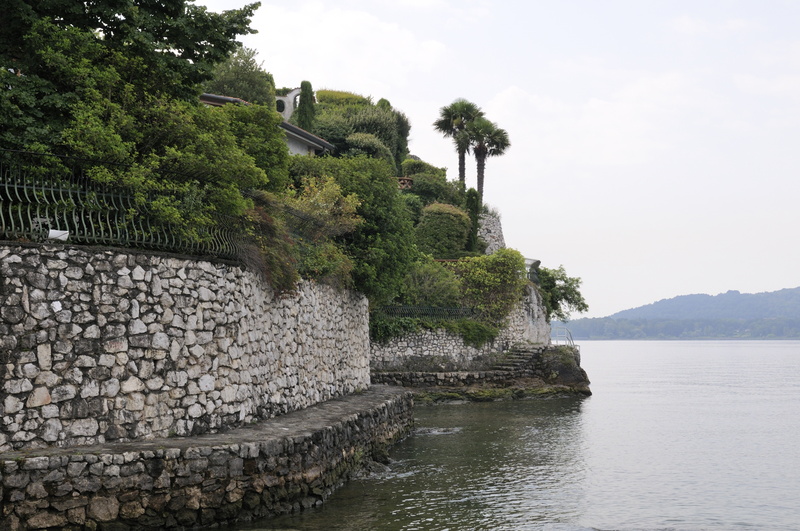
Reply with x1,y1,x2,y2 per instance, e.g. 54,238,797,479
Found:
478,212,506,254
0,244,370,450
0,386,413,530
371,285,550,372
371,347,590,394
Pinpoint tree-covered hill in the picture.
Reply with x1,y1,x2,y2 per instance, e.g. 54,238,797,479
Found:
611,287,800,320
563,287,800,339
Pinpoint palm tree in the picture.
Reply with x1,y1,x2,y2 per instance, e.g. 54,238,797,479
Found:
467,117,510,201
433,99,484,184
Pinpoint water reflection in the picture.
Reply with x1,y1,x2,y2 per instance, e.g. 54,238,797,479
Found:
247,397,589,531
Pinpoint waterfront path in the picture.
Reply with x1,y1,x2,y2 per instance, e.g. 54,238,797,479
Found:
0,385,413,529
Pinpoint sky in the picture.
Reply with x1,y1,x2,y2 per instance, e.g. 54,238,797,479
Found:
197,0,800,317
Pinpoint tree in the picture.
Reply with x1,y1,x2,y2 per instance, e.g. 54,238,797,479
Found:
538,265,589,322
1,0,258,151
0,0,302,276
205,47,276,105
433,99,484,184
464,188,481,253
288,156,418,305
467,117,510,202
294,80,316,131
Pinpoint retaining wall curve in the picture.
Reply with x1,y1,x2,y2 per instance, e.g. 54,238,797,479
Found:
0,244,370,450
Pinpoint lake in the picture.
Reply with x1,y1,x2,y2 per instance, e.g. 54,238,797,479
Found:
233,340,800,530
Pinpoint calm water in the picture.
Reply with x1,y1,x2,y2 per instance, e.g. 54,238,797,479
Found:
238,340,800,531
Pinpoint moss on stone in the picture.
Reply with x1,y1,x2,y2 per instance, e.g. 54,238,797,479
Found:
412,382,590,404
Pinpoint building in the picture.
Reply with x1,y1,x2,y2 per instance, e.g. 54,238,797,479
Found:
199,93,335,156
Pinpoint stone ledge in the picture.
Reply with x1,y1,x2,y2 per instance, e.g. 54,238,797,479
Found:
0,386,413,530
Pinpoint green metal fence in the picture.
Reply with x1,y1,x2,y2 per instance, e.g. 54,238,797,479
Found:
0,152,246,260
375,305,477,319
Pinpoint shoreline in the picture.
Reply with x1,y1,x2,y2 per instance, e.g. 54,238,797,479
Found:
0,386,413,530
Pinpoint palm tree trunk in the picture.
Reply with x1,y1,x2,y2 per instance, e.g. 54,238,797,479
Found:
476,154,486,201
458,149,466,184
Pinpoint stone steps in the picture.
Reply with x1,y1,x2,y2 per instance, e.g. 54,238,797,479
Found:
488,346,545,372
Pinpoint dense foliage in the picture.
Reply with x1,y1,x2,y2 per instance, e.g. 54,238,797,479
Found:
310,91,410,174
401,158,446,178
288,156,418,305
406,172,465,208
446,248,529,324
538,265,589,322
373,248,530,344
414,203,471,258
370,312,498,348
1,0,257,151
397,255,462,307
1,0,277,237
204,46,276,105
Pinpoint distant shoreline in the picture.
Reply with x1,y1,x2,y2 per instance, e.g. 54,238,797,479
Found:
569,337,800,341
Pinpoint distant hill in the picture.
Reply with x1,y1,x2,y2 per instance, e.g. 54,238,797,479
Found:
562,287,800,340
610,287,800,320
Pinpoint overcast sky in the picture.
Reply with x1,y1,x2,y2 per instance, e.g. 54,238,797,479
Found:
198,0,800,317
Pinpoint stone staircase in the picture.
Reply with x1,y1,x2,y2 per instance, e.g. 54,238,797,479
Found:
488,344,545,372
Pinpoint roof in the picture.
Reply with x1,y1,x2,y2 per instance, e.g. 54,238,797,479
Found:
199,93,335,154
199,93,250,106
278,122,336,153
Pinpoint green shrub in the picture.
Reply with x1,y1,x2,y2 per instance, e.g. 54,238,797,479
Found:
370,314,421,344
407,172,465,207
401,193,424,225
344,132,394,166
401,158,447,178
414,203,471,258
296,240,353,289
439,319,499,348
316,90,372,106
447,248,528,324
289,155,417,305
369,314,498,348
311,112,352,153
398,255,462,307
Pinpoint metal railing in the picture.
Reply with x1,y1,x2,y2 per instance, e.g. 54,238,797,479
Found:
0,152,247,260
375,306,477,319
551,325,579,350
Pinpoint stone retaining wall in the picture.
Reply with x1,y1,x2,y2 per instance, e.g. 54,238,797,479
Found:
478,212,505,254
371,285,550,372
0,386,413,530
372,347,589,391
0,244,370,450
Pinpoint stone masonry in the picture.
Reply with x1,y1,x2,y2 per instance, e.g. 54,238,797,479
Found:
0,244,371,450
371,285,551,371
478,212,506,254
0,386,413,530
